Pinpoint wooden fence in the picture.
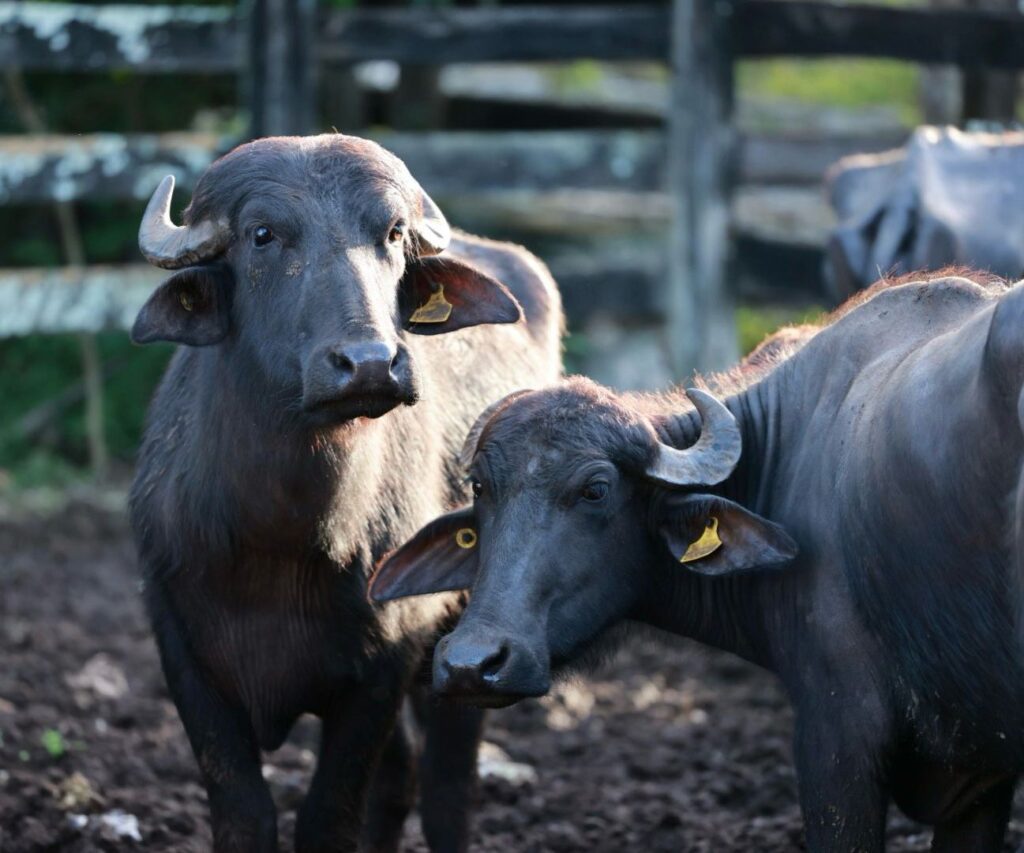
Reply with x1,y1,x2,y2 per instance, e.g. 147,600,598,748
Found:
2,0,1024,374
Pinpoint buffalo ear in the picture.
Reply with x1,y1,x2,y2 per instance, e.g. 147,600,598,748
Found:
401,255,523,335
131,264,232,346
369,507,480,602
658,493,797,577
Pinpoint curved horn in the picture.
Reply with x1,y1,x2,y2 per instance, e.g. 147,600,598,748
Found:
459,389,534,469
138,175,231,270
645,388,742,488
412,187,451,256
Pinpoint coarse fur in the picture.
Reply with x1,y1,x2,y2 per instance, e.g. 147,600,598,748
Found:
129,134,562,853
375,270,1024,851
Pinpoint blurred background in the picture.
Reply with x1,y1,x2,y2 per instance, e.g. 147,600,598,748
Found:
4,0,1021,500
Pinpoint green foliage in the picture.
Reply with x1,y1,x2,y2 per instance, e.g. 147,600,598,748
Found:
737,59,921,125
549,61,606,95
0,333,172,482
40,729,66,759
736,305,824,356
561,331,589,374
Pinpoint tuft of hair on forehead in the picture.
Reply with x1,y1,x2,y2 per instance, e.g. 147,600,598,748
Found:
477,377,654,472
184,134,420,225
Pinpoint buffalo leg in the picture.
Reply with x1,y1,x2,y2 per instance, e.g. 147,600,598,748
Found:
931,780,1014,853
149,598,277,852
793,709,889,853
361,711,417,853
415,692,485,853
295,672,405,853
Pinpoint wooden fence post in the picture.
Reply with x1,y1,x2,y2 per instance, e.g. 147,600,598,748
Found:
960,0,1020,123
245,0,318,138
667,0,739,379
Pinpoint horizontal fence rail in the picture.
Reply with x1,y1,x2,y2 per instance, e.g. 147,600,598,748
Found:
0,3,237,72
0,133,229,205
736,1,1024,69
0,130,903,204
0,265,160,337
4,1,1024,71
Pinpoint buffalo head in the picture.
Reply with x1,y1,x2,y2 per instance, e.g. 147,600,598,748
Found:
132,135,522,425
369,378,797,706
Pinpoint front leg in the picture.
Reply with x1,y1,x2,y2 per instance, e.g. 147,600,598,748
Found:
149,596,277,852
793,702,890,853
296,666,407,853
414,688,485,853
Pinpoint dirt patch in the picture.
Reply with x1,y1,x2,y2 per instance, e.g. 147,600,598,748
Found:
1,501,1022,851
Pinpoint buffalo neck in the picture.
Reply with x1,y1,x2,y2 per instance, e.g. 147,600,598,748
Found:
186,344,400,558
635,376,792,672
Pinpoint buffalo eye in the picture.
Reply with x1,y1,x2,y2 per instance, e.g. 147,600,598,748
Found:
471,479,483,499
253,225,274,247
580,481,609,503
387,222,405,245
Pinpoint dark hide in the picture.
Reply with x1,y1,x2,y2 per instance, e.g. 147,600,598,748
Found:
825,127,1024,299
375,274,1024,852
129,134,562,853
131,263,232,346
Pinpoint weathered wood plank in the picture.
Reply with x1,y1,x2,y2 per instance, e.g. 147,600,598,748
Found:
318,5,667,64
375,131,664,194
0,3,668,71
4,1,1024,73
247,0,317,137
0,131,667,203
736,1,1024,69
0,265,161,337
739,132,907,185
666,0,739,377
325,2,1024,68
0,2,237,73
0,133,229,204
0,130,900,205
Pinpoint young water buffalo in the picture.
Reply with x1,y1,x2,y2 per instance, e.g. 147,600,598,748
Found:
372,274,1024,851
129,134,561,852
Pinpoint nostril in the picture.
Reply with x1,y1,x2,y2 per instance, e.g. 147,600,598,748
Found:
479,644,510,682
388,347,406,377
328,350,354,374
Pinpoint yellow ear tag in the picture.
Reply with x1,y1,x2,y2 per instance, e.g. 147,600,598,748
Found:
409,285,453,324
680,517,722,563
454,528,477,549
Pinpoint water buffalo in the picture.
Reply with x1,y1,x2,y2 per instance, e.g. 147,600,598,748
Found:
129,134,562,852
372,273,1024,851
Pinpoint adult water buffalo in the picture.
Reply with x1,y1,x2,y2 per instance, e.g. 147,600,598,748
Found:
372,273,1024,851
129,134,562,852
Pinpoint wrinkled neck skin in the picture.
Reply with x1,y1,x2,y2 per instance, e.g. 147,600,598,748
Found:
632,380,788,672
183,338,408,563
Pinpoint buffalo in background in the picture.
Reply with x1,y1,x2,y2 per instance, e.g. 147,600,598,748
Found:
826,126,1024,298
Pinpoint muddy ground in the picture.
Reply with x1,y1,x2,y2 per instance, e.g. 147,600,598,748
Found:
1,499,1022,852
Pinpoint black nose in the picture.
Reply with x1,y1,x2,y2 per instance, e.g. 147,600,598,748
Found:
440,638,511,687
433,633,549,707
326,341,403,397
303,339,416,421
